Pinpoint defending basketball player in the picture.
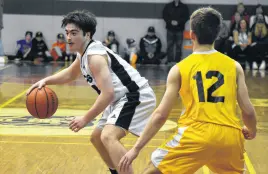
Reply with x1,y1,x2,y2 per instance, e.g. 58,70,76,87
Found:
26,10,156,174
118,7,257,174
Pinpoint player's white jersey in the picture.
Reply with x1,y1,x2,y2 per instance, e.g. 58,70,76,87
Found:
78,40,148,102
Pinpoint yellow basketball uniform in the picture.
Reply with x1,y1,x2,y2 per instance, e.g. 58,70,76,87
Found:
151,50,245,174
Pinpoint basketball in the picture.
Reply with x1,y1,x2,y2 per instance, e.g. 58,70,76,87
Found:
26,87,58,119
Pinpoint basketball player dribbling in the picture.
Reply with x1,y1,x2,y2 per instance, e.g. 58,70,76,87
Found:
118,7,257,174
26,10,156,174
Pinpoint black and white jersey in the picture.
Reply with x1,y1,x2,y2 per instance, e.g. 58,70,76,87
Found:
78,40,148,102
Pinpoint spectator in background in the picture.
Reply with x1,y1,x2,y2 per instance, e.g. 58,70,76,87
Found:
250,4,268,28
16,31,33,60
251,14,268,70
50,33,67,61
0,0,4,59
231,3,249,25
163,0,189,64
226,12,242,57
231,19,253,69
215,22,229,54
30,31,51,62
139,26,164,65
103,30,119,54
123,38,138,68
230,12,242,35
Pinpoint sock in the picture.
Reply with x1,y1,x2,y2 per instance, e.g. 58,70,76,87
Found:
109,168,118,174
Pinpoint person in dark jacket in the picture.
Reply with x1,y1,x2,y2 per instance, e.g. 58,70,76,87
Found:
29,31,52,62
139,26,164,65
163,0,189,63
103,30,120,54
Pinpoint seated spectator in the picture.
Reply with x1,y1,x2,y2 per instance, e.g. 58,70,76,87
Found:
231,19,254,69
230,12,242,36
251,14,268,70
123,38,138,68
15,31,33,60
139,26,165,65
29,31,52,62
50,33,67,61
103,30,119,54
215,22,229,54
231,3,249,25
250,4,268,28
226,12,242,57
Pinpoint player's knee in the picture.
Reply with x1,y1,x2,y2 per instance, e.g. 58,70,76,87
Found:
100,130,117,144
90,129,102,145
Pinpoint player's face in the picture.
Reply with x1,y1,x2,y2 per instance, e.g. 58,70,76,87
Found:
65,23,87,53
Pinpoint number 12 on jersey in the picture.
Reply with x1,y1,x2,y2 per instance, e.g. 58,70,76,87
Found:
193,71,225,103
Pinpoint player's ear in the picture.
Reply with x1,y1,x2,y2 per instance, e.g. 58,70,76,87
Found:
190,30,196,41
85,32,91,39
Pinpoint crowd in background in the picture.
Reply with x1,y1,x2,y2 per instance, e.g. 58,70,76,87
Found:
1,0,268,70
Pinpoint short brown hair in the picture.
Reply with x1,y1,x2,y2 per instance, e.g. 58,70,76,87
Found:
190,7,222,44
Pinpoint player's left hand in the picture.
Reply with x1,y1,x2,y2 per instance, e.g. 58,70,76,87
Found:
118,148,139,172
69,117,88,132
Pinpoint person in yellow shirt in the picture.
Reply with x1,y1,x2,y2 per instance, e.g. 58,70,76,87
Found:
118,7,257,174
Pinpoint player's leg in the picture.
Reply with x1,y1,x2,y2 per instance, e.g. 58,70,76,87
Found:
101,125,133,174
101,84,156,174
90,107,118,173
206,125,245,174
142,162,162,174
90,127,116,170
149,122,217,174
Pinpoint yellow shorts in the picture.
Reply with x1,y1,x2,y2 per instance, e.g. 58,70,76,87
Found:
151,122,245,174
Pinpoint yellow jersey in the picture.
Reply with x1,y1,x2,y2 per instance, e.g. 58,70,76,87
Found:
177,50,241,129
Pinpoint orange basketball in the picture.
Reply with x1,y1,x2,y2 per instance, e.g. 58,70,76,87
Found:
26,87,58,119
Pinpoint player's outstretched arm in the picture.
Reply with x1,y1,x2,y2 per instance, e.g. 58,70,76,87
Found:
26,56,81,95
118,65,181,172
236,62,257,140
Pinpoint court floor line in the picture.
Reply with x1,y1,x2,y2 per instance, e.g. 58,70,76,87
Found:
202,166,210,174
0,64,12,71
0,66,67,109
0,140,157,147
244,153,256,174
0,134,167,141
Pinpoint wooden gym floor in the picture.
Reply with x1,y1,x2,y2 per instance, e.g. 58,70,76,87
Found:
0,61,267,174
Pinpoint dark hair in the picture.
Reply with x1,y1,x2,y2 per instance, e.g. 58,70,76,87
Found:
61,10,97,38
190,7,222,44
238,19,249,33
256,4,262,8
25,31,33,37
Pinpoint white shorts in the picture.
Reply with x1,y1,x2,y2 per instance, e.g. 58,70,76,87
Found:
97,84,156,136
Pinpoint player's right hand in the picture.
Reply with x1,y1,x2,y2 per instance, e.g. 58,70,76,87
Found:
242,126,256,140
26,79,46,96
118,147,139,172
